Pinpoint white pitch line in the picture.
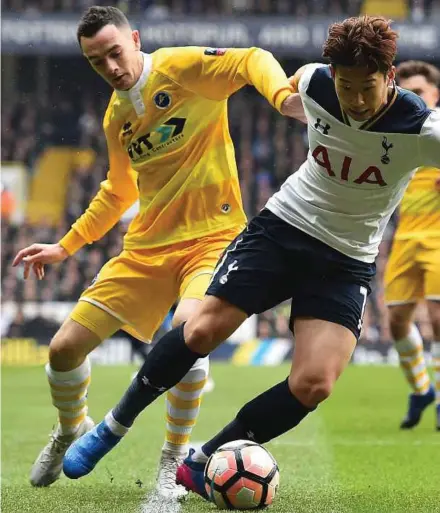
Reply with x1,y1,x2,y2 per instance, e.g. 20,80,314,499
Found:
139,490,182,513
138,442,208,513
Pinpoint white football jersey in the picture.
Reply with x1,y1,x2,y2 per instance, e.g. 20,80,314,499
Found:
266,64,440,262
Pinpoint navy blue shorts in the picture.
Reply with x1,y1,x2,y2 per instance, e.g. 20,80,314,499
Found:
207,209,376,340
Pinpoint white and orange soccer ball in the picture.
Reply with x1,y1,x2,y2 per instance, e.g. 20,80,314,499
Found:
204,440,280,510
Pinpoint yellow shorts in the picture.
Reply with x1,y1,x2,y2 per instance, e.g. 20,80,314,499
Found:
384,237,440,305
70,227,241,342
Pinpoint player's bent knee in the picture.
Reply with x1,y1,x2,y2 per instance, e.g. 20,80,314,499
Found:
289,374,334,408
184,317,219,354
390,321,411,341
49,336,84,370
388,305,414,340
49,321,100,370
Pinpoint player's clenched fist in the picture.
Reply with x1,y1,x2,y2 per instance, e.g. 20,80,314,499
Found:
12,243,69,280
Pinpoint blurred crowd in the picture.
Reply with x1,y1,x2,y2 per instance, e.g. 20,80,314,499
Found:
1,90,107,168
3,0,440,20
1,192,125,305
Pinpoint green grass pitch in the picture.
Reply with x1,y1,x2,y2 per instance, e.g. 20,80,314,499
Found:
2,364,439,513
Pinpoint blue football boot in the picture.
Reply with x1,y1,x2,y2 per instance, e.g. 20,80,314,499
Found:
63,420,123,478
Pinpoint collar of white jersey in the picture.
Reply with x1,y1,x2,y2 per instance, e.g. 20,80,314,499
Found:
115,52,152,101
341,83,398,131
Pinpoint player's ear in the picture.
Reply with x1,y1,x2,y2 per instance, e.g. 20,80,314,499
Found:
387,66,396,86
132,30,141,50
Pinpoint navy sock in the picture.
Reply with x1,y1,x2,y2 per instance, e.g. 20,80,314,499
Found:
112,324,205,427
202,378,313,456
201,419,248,457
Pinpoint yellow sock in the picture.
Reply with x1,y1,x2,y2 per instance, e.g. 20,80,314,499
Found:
395,325,430,395
432,342,440,405
46,358,91,435
163,357,209,454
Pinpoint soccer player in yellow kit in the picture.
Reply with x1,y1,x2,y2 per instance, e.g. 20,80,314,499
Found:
12,6,301,495
384,61,440,430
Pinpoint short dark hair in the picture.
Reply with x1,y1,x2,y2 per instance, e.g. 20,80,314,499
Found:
77,6,130,44
396,60,440,88
322,16,398,74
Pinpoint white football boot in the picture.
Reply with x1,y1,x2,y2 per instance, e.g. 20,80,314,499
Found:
30,416,95,487
155,450,189,500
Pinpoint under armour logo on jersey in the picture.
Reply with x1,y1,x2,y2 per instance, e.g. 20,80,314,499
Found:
314,118,331,135
381,137,393,164
219,260,238,285
246,430,255,440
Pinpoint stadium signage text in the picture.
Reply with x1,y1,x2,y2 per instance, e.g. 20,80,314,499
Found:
2,15,439,58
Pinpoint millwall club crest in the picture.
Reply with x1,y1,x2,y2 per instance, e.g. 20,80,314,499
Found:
154,91,171,109
381,136,393,164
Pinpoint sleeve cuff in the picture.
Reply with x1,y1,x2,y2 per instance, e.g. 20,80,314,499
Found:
274,88,293,113
59,230,87,255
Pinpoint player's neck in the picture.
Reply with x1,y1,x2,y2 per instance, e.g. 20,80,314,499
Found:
385,83,395,104
133,53,144,86
115,52,145,92
367,84,395,122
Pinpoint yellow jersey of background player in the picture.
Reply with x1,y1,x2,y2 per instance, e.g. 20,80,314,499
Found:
385,62,440,307
384,60,440,431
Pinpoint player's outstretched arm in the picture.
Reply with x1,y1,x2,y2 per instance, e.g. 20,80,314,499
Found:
59,97,139,257
12,243,68,280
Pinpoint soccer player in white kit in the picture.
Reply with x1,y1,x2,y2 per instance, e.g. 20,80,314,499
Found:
63,15,440,492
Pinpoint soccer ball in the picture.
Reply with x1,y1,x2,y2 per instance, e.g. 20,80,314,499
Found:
204,440,280,510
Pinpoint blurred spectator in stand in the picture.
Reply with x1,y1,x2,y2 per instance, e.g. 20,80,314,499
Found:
3,0,437,17
1,184,16,222
6,306,27,338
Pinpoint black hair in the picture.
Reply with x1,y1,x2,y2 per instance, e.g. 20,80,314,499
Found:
77,6,130,44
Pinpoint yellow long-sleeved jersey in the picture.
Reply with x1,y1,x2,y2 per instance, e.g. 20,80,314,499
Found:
394,166,440,240
59,47,293,254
